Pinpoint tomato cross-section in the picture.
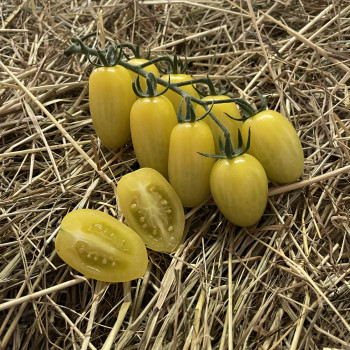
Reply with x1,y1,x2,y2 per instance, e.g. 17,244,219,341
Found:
55,209,148,282
117,168,185,252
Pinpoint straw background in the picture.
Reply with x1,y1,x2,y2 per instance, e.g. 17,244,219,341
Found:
0,1,349,349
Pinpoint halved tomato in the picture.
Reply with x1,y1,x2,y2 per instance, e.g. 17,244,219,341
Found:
117,168,185,252
55,209,148,282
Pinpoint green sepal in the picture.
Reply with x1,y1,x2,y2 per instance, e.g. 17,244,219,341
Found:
199,128,251,160
196,101,214,121
121,43,151,60
88,45,122,67
198,152,225,159
224,112,246,122
233,93,268,118
256,92,268,113
158,54,188,75
177,96,196,123
132,72,169,98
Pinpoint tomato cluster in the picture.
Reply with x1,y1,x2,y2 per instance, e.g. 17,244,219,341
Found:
58,41,305,283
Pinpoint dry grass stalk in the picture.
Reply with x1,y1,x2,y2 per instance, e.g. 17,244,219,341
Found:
0,1,349,349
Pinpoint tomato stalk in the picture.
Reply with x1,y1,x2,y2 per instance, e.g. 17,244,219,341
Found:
64,36,234,107
64,36,250,144
120,43,151,61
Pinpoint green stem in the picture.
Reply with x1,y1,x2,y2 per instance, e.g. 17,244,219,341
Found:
63,38,260,144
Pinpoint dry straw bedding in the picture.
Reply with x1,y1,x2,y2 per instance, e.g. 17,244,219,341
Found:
0,0,350,349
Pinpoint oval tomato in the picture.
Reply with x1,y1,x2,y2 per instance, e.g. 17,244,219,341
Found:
195,95,242,153
117,168,185,252
55,209,148,282
168,121,215,207
130,95,177,178
127,58,160,92
240,110,304,184
159,74,199,114
89,65,136,149
210,154,268,227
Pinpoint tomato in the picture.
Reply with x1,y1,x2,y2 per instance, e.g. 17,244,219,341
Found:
168,121,215,207
55,209,148,282
127,58,160,92
240,110,304,184
89,65,136,149
195,95,242,153
130,95,177,178
117,168,185,252
210,154,268,227
159,74,199,114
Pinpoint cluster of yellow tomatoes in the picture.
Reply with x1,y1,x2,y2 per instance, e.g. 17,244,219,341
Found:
55,45,304,283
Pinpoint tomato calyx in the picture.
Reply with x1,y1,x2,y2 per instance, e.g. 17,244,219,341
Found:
157,53,188,75
122,43,151,60
132,72,170,98
178,96,213,123
64,36,250,115
192,76,231,98
227,93,268,121
200,128,251,160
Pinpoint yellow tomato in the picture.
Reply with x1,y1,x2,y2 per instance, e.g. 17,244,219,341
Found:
168,121,215,207
89,65,136,149
241,110,304,184
210,154,268,227
130,95,178,178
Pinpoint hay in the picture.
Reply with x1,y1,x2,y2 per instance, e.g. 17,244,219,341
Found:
0,0,349,349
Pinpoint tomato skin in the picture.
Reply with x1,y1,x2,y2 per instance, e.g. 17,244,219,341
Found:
55,209,148,283
210,154,268,227
130,95,177,178
195,95,242,153
159,74,199,114
168,121,216,207
117,168,185,253
89,66,136,150
241,110,304,184
127,58,160,92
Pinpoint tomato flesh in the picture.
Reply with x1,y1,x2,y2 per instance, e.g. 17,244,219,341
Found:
210,154,268,227
55,209,148,282
117,168,185,252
